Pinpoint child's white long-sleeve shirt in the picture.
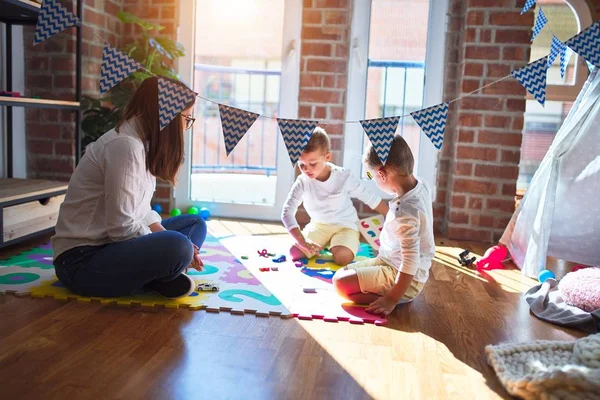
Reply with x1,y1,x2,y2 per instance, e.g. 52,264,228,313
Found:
378,178,435,283
281,163,381,231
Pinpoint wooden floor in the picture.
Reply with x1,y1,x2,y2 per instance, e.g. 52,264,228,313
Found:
0,219,584,400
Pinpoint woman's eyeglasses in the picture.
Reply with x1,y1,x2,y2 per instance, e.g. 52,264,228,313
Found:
183,115,196,130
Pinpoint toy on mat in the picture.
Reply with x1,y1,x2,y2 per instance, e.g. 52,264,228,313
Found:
538,269,555,283
241,256,249,260
151,204,163,213
170,208,182,217
271,266,279,271
272,255,286,263
187,206,199,215
303,288,317,293
458,249,476,267
294,261,303,268
257,249,269,258
199,207,211,220
197,283,219,292
259,267,270,272
476,245,508,271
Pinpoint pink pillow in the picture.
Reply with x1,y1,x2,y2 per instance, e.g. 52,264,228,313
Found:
558,267,600,312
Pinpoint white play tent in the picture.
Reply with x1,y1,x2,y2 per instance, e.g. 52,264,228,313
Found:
500,68,600,277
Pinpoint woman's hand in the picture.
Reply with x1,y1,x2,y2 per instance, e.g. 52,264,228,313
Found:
189,244,204,271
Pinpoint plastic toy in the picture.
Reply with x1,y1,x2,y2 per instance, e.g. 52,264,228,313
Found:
457,249,476,267
476,245,509,271
303,288,317,293
197,283,219,292
170,208,182,217
151,204,162,213
199,207,211,220
294,261,303,268
259,267,270,272
272,255,286,263
241,256,249,260
271,266,279,271
187,206,199,215
257,249,269,258
538,269,555,283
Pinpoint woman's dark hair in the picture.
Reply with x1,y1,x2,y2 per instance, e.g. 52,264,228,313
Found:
116,76,195,184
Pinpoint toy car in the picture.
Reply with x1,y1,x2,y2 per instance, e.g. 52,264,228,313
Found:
197,283,219,292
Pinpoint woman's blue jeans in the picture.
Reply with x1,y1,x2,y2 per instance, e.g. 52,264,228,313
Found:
54,215,207,297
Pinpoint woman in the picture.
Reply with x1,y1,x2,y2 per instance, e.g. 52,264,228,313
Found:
52,76,205,299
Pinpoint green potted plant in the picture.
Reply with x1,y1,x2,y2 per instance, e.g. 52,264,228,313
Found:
81,11,186,150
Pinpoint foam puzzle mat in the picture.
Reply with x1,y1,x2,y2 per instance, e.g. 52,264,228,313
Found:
219,235,388,326
0,236,292,318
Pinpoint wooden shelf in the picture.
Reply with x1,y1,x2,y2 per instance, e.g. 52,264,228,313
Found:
0,178,68,205
0,96,80,110
0,0,40,24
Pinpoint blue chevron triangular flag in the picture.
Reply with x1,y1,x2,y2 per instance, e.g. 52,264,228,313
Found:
566,22,600,68
521,0,536,15
158,78,197,130
410,103,449,151
532,9,547,41
99,44,142,94
560,47,572,78
548,36,566,68
512,56,548,106
219,105,260,156
34,0,81,45
360,117,400,164
277,119,318,165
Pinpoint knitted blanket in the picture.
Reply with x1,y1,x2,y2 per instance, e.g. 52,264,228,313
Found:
486,334,600,399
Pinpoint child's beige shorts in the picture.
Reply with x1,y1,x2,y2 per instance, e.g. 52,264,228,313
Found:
301,221,360,256
347,258,425,303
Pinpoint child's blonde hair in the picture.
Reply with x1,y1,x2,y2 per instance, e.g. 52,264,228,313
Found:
304,127,331,154
363,135,414,176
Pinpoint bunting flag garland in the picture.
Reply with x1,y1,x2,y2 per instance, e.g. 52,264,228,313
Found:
521,0,536,15
512,56,548,106
565,21,600,68
532,8,548,41
360,117,400,164
548,36,565,67
219,105,260,156
410,103,449,151
277,119,318,165
157,78,197,130
99,44,142,94
34,0,81,45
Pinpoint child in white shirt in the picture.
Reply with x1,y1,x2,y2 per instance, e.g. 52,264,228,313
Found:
332,135,435,316
281,127,389,266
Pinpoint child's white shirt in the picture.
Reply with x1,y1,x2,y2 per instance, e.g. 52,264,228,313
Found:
378,178,435,283
281,163,381,231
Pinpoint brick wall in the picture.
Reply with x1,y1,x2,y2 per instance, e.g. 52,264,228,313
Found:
298,0,351,165
24,0,124,181
435,0,534,242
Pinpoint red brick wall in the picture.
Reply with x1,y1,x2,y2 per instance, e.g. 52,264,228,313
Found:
24,0,124,181
298,0,351,165
435,0,534,242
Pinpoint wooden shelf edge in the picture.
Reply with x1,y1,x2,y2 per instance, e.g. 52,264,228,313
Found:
0,96,80,110
0,178,68,205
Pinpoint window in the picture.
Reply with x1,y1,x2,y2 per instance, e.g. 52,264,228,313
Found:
344,0,447,196
517,0,592,194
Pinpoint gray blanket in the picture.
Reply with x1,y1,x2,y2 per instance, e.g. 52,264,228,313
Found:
525,278,600,333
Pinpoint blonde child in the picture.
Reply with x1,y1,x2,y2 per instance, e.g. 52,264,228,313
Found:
281,127,389,266
332,135,435,316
